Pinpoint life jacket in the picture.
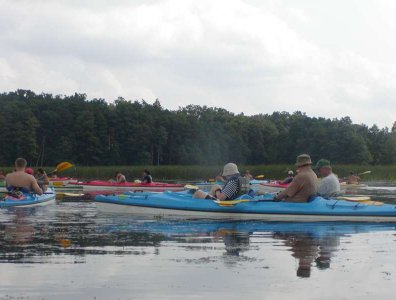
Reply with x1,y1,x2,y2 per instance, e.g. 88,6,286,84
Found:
224,175,249,199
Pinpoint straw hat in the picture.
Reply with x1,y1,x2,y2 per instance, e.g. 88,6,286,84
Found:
222,163,239,176
295,154,312,167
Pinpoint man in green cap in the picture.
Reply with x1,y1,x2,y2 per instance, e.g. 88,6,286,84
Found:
314,159,340,198
275,154,318,203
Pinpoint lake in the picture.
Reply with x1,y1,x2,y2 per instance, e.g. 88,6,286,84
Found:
1,183,396,299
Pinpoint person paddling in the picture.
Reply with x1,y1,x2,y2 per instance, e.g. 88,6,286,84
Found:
5,158,43,196
115,171,126,183
142,169,152,184
346,172,360,184
280,170,294,184
244,170,254,181
36,168,50,192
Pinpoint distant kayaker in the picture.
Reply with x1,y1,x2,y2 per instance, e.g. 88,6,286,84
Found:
142,169,152,184
346,172,360,184
244,170,254,181
280,170,294,184
25,167,34,175
314,159,340,198
194,163,242,200
275,154,318,203
36,168,50,192
214,173,226,183
5,158,43,195
115,171,126,183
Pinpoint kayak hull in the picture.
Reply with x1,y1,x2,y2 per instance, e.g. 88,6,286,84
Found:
0,188,56,208
95,201,396,222
95,191,396,222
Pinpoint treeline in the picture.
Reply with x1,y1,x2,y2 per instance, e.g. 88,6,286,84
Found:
0,89,395,167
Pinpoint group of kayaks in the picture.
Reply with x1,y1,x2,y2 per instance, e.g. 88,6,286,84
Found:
2,177,396,222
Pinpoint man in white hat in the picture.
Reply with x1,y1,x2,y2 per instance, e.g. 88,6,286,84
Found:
193,163,242,200
275,154,317,203
280,170,294,184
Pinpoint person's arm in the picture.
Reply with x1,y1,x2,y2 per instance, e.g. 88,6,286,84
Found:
31,177,43,195
43,174,50,185
275,176,301,200
216,181,238,200
5,174,10,188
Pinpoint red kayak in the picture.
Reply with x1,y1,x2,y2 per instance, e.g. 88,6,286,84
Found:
260,181,289,192
75,180,185,192
49,177,79,187
260,181,289,188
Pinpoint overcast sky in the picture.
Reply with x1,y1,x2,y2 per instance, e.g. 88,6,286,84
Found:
1,0,395,128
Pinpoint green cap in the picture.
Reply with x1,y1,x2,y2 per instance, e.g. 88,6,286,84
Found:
314,159,331,170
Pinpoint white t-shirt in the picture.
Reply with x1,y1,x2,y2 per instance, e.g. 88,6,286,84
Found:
318,173,340,198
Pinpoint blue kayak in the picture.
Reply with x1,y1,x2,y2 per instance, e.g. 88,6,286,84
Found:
0,188,56,208
95,191,396,222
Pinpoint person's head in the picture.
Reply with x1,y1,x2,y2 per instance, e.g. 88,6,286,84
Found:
245,170,251,174
295,154,312,170
115,171,121,177
315,256,330,270
287,170,294,177
296,266,311,278
38,168,45,175
222,163,239,179
14,158,27,171
25,167,34,175
314,159,332,177
144,169,150,175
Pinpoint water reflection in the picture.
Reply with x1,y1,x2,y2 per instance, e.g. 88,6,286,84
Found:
273,230,339,277
1,203,396,279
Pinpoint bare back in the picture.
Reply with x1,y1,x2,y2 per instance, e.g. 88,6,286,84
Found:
5,171,43,195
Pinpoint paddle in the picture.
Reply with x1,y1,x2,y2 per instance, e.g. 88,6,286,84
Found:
184,184,199,190
255,175,265,179
48,162,74,175
358,171,371,176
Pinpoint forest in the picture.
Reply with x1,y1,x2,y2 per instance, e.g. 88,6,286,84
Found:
0,89,395,167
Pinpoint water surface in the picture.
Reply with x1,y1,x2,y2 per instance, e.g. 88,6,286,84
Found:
1,184,396,299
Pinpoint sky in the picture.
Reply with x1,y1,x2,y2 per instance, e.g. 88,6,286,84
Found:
0,0,395,128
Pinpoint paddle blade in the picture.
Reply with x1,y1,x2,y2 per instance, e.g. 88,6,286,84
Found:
358,171,371,175
184,184,199,190
55,162,73,172
255,175,265,179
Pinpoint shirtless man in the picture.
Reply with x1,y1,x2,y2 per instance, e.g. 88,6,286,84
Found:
5,158,43,195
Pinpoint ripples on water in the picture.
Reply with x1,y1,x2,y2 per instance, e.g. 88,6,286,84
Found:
1,184,396,299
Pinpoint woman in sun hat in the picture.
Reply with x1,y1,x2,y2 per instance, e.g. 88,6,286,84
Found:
194,162,242,200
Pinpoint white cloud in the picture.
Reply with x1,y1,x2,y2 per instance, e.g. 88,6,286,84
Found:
0,0,395,127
